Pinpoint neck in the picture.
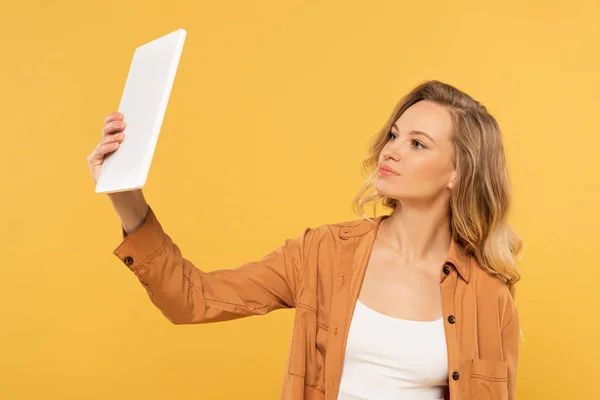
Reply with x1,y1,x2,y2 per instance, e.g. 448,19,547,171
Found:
380,197,452,266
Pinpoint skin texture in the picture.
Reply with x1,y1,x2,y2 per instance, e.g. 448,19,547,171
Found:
88,112,149,234
359,100,458,321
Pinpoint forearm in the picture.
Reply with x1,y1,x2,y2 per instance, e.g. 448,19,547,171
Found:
112,207,304,325
108,189,149,235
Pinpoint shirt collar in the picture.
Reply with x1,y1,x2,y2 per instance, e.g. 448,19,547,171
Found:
337,214,470,283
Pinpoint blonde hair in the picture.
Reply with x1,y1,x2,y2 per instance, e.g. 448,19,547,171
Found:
352,80,523,297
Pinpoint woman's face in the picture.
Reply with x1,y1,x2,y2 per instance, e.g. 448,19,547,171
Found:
376,100,457,204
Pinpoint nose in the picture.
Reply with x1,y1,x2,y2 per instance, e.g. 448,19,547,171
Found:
381,146,400,162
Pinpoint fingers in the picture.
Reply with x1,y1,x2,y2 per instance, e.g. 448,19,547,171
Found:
103,119,126,137
88,128,126,164
105,112,124,124
88,112,127,171
103,131,125,145
103,112,126,137
88,140,122,163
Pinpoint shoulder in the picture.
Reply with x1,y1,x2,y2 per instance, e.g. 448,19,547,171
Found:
470,258,518,328
299,215,380,240
327,216,381,239
292,215,381,254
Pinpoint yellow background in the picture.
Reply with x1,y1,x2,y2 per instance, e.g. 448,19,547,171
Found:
1,0,599,399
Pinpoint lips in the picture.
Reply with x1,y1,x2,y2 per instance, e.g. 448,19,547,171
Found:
378,165,399,175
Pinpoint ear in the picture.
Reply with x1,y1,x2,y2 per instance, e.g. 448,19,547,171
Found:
447,170,457,191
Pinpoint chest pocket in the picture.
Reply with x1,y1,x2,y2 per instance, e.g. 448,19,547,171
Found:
467,358,509,400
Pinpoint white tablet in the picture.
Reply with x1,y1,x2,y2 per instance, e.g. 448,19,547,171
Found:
95,28,187,194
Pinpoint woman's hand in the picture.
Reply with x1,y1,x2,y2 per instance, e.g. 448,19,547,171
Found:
87,112,127,185
87,112,148,234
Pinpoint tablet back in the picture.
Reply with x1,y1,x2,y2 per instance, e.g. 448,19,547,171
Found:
95,28,186,194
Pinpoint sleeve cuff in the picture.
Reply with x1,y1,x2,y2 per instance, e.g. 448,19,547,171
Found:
113,206,166,271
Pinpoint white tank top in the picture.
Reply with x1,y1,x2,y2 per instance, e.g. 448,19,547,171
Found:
337,299,449,400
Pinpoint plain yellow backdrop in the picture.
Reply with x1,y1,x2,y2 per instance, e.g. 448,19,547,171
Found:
1,0,599,399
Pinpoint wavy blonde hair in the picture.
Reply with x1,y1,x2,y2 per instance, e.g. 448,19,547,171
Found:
352,80,523,297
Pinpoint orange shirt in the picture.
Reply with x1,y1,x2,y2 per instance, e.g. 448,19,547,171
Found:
114,206,519,400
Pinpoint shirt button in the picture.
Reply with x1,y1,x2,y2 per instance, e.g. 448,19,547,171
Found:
340,227,351,239
448,315,456,324
452,371,460,380
443,265,451,274
123,256,134,266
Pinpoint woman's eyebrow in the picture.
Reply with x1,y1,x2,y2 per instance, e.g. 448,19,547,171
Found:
393,123,436,143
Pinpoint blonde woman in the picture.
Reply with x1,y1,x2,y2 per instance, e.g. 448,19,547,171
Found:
88,80,522,400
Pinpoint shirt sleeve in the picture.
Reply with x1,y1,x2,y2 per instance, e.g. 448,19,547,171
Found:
501,305,520,400
113,206,313,324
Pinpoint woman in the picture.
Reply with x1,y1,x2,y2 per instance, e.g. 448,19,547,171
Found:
88,80,522,400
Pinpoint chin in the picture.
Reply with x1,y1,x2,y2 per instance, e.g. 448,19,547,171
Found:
375,181,401,200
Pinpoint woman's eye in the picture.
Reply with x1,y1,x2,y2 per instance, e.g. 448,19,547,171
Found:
387,132,425,149
412,140,425,149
